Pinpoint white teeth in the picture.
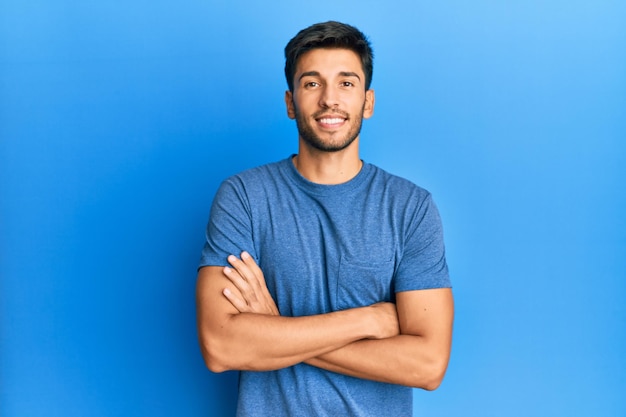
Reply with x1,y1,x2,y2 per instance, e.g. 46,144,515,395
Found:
320,118,344,124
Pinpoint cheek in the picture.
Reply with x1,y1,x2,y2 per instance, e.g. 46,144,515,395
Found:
344,91,365,106
294,96,320,116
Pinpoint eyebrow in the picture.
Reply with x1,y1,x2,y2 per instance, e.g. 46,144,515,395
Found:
298,71,362,82
339,71,361,80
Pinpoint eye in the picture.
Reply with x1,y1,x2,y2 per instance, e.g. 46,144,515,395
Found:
341,81,355,87
304,81,320,88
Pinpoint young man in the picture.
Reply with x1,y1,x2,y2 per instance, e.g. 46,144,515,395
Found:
196,21,454,416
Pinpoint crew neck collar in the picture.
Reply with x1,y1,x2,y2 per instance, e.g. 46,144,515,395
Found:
282,154,372,196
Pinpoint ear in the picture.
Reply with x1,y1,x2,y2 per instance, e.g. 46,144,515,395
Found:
363,89,375,119
285,91,296,119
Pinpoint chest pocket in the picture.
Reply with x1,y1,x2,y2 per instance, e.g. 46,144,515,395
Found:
336,256,395,310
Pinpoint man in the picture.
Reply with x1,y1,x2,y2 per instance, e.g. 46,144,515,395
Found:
196,21,454,416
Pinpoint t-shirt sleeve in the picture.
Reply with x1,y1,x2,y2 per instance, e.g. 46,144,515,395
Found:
198,176,256,268
394,193,451,292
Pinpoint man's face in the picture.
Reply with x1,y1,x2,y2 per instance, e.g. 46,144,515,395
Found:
285,48,375,153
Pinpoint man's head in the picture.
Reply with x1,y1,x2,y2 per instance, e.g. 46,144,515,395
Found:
284,21,374,93
284,22,376,154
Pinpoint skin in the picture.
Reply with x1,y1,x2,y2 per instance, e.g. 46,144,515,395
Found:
196,48,454,389
285,48,375,185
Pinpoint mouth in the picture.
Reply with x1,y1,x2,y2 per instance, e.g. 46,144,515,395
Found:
315,112,348,129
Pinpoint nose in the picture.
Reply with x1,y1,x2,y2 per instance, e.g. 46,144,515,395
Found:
319,85,340,108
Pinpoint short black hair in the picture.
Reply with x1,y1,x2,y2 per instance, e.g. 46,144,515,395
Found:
284,21,374,92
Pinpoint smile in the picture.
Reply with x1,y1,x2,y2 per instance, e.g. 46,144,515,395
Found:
318,117,346,125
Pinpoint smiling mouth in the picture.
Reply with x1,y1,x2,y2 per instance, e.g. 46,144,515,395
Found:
315,111,348,128
318,117,346,126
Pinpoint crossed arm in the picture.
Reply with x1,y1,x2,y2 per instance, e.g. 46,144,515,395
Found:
196,252,454,390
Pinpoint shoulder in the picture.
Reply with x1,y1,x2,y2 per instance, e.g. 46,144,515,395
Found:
214,158,292,205
219,158,290,191
227,159,286,183
366,163,433,204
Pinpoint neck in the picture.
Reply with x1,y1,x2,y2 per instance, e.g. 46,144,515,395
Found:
293,140,362,185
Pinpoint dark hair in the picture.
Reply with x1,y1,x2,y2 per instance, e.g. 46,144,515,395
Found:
284,21,374,92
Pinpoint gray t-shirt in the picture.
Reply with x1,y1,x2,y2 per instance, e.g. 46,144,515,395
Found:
200,156,450,416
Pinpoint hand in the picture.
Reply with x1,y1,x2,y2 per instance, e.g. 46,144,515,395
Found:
369,302,400,340
222,251,280,316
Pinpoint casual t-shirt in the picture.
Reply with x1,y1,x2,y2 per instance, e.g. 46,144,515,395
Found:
199,156,451,417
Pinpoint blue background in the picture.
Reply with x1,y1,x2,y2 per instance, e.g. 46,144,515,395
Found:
1,1,624,416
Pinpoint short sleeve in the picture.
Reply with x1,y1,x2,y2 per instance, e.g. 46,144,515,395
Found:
394,194,451,292
198,177,257,268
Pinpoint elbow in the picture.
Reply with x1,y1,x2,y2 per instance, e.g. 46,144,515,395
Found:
197,315,267,373
421,370,445,391
197,312,246,373
198,333,233,373
203,353,229,374
410,356,449,391
427,361,449,391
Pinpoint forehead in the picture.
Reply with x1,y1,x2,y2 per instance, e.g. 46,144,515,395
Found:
295,48,364,77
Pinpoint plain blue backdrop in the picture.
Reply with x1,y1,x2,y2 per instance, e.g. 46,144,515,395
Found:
1,1,625,416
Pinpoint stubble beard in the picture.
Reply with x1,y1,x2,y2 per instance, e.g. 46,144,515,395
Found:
294,103,366,153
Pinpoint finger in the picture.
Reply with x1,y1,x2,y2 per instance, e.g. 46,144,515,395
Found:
240,252,267,285
223,266,257,303
223,288,250,313
228,255,257,283
240,252,276,305
229,254,280,316
229,254,266,295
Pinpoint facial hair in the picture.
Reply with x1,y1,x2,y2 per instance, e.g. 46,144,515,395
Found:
293,102,366,153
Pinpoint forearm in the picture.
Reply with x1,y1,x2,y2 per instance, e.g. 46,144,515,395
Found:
305,334,449,389
198,261,399,374
305,288,455,390
202,256,454,387
204,307,380,372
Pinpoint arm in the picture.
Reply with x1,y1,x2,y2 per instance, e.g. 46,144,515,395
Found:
305,288,454,390
221,253,454,389
195,254,399,373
